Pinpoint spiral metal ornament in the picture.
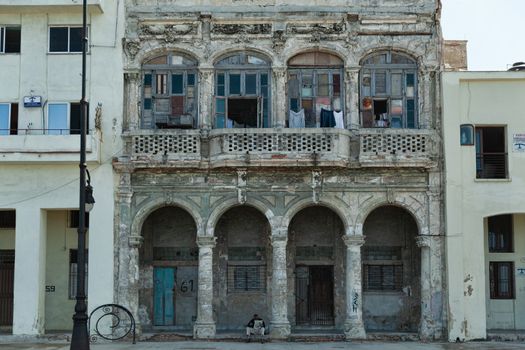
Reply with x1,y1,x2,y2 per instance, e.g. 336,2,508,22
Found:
88,304,136,344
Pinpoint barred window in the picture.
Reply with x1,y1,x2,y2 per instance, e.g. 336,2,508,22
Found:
488,215,513,252
490,261,514,299
364,264,403,291
69,249,88,299
228,265,266,292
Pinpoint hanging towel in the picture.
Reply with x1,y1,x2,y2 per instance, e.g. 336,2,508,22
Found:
320,108,336,128
333,110,344,129
289,109,305,128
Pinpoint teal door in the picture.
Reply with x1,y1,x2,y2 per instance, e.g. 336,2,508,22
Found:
154,267,176,326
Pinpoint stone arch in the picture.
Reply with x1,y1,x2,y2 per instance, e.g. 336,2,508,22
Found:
358,46,422,67
284,46,346,67
209,46,276,66
282,198,351,235
205,197,275,236
131,196,204,238
133,44,201,68
354,196,426,236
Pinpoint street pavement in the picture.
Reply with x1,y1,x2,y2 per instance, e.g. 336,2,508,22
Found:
1,341,525,350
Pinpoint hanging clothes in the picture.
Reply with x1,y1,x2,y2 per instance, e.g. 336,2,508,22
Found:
333,110,344,129
320,108,336,128
289,109,305,128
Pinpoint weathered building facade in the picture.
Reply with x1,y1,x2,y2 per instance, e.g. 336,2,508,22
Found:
115,0,445,340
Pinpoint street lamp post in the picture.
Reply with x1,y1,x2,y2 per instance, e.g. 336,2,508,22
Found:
70,0,93,348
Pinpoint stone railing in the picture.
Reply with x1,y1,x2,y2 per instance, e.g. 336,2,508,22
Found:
358,129,437,167
208,128,354,167
123,128,437,169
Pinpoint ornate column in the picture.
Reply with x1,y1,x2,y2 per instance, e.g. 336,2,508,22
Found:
272,67,287,128
345,67,360,129
416,235,432,340
124,71,141,131
194,235,217,339
115,170,143,333
198,67,214,130
342,235,366,340
270,233,291,338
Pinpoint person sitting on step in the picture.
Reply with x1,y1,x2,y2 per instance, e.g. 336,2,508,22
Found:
246,314,265,336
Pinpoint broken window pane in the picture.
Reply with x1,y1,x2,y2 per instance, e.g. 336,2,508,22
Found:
49,27,68,52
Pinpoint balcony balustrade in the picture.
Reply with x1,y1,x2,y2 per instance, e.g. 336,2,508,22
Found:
123,126,437,169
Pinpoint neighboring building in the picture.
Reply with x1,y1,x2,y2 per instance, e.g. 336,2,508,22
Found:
115,0,445,340
443,40,467,72
0,0,123,335
443,71,525,341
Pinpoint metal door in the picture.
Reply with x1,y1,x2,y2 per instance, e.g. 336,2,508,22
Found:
295,265,334,326
0,250,14,326
309,266,334,325
153,267,176,326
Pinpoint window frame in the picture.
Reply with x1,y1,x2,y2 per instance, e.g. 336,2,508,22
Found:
47,102,85,135
489,261,515,299
488,214,513,253
363,246,404,292
48,26,87,54
227,263,266,293
0,103,18,135
142,53,199,129
475,126,508,179
360,51,418,129
214,52,271,129
0,26,21,54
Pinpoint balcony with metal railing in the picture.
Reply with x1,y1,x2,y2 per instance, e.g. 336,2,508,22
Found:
122,126,438,169
0,128,100,163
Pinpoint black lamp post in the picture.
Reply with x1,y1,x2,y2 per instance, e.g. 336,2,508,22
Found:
70,0,93,348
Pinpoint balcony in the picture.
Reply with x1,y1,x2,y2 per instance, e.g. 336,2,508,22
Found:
358,128,437,168
0,130,100,163
122,127,437,169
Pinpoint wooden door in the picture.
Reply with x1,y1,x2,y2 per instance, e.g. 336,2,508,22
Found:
153,267,176,326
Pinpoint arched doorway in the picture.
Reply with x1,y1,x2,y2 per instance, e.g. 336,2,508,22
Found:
362,205,420,332
287,51,344,128
139,206,198,329
213,52,271,128
214,206,270,330
288,206,345,328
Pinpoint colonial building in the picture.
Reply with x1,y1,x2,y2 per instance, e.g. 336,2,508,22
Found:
444,70,525,341
115,0,446,340
0,0,122,334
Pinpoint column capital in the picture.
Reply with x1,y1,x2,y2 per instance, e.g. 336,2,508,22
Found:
415,235,432,248
197,235,216,248
124,71,141,82
342,234,365,248
272,66,287,79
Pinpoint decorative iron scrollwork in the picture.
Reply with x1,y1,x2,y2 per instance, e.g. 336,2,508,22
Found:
88,304,136,344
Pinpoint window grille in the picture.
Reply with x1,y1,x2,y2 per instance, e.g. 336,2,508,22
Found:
364,264,403,291
488,215,513,253
227,265,266,292
490,261,514,299
153,247,198,261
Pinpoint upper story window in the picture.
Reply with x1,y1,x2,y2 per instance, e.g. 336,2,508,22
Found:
475,126,508,179
0,103,18,135
49,26,84,53
47,102,87,135
1,26,21,53
287,51,344,128
142,53,198,129
214,52,270,128
360,51,417,128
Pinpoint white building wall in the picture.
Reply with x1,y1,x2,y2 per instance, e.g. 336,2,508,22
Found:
443,72,525,341
0,0,123,335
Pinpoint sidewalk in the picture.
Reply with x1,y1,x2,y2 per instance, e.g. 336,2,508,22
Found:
2,340,525,350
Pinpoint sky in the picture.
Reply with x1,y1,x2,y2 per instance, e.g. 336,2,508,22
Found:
441,0,525,71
